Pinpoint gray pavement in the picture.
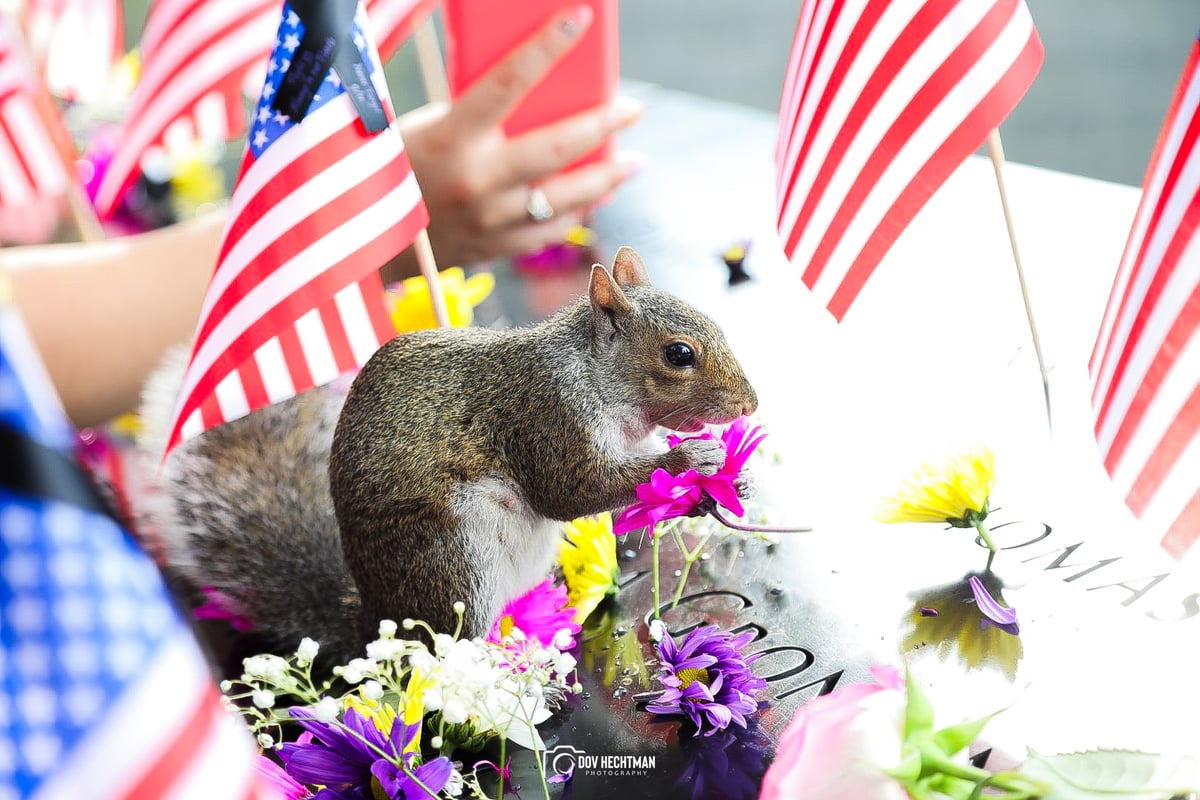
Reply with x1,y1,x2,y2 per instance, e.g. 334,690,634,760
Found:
618,0,1198,187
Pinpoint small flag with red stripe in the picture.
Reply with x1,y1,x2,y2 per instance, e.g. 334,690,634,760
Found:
162,0,428,455
774,0,1043,321
20,0,124,104
0,18,76,213
0,288,281,799
92,0,281,218
1090,30,1200,559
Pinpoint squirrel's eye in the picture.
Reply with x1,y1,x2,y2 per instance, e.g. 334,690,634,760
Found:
664,342,695,368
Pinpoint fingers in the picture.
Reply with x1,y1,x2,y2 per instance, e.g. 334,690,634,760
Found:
451,5,593,134
480,153,644,230
497,96,644,187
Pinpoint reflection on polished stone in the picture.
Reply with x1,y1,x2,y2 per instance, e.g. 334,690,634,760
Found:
901,570,1024,680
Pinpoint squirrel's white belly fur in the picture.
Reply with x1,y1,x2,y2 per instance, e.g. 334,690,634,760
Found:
450,477,561,619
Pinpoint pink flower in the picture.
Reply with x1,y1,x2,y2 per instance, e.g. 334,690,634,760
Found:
488,577,581,651
759,665,910,800
613,418,766,535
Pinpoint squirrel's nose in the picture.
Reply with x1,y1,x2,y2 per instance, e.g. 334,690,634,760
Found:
740,385,758,416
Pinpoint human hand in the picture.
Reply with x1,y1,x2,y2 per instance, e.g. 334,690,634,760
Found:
395,4,644,267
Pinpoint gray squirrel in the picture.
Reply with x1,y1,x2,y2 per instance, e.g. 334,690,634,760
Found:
138,247,757,665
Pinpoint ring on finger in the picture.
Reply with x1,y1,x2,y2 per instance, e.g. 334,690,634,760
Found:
526,187,555,222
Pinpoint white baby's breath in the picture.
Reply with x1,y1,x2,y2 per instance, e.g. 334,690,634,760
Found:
251,689,275,709
362,680,384,702
295,637,319,664
313,697,339,723
378,619,398,638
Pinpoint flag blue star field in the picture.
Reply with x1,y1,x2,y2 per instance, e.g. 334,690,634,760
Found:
165,0,428,455
0,291,277,798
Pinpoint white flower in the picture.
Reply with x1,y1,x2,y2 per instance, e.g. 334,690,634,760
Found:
362,680,384,702
251,689,276,709
402,618,415,630
453,601,466,614
365,638,405,661
552,628,573,650
378,619,398,638
433,633,456,657
552,651,577,677
442,698,469,725
313,697,339,723
295,637,319,664
430,735,443,749
257,732,275,749
444,767,464,797
531,649,550,666
649,619,666,642
243,654,289,684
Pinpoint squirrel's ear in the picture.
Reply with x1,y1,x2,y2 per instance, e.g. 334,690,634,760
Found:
589,265,634,331
612,246,653,289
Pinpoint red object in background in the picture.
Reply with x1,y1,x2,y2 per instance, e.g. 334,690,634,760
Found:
443,0,619,172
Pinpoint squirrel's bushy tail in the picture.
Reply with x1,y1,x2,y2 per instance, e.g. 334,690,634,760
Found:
136,348,362,663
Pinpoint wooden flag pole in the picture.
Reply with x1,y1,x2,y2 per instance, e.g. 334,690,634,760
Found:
984,128,1051,430
413,16,450,104
413,228,451,328
409,14,451,327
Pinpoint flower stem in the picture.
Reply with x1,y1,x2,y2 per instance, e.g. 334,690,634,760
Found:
669,528,713,609
710,508,812,533
921,750,1040,799
651,523,662,621
497,737,506,799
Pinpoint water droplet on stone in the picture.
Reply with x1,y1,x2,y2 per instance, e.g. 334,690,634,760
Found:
623,549,636,560
737,551,745,558
700,552,711,561
613,626,627,638
673,569,682,577
612,687,628,699
581,691,591,700
769,586,785,596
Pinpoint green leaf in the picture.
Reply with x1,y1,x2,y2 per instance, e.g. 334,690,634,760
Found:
1021,749,1200,799
932,712,997,758
905,666,935,738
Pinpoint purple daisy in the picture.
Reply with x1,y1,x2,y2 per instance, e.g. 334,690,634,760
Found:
613,418,767,535
968,575,1020,635
646,625,766,736
279,706,452,800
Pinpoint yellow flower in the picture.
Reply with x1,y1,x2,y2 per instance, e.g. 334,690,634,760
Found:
558,513,620,623
388,267,495,333
876,445,995,527
343,691,396,735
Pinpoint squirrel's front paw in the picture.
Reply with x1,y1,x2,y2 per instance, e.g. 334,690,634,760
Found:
665,438,725,476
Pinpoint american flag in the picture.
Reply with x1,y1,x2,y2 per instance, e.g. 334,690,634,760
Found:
20,0,124,104
775,0,1043,321
0,293,279,799
0,18,73,212
162,1,428,454
93,0,435,218
1090,32,1200,559
91,0,280,218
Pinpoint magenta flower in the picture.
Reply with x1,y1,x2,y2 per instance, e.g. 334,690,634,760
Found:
646,625,766,736
255,755,312,800
487,577,581,652
968,575,1019,635
193,585,255,631
280,707,452,800
613,417,766,535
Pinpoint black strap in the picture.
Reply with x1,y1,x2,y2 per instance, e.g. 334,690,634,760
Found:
0,424,113,517
273,0,388,132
